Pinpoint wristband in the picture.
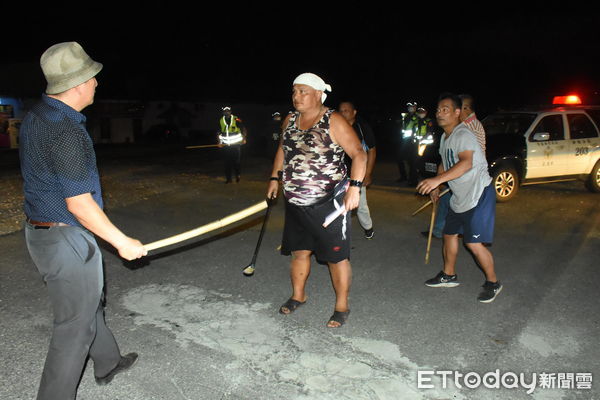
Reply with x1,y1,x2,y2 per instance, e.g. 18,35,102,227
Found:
349,179,363,188
269,177,280,181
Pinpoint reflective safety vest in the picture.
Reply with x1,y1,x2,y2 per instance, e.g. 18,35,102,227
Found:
219,115,243,145
416,117,433,138
402,114,418,139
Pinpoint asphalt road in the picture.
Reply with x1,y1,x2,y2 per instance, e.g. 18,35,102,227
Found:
1,146,599,400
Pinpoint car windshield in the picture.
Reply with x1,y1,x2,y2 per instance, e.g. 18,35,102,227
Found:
482,113,537,136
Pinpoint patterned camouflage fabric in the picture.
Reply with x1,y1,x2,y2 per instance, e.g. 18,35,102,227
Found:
282,109,347,206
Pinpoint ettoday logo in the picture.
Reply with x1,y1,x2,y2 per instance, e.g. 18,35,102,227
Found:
418,369,593,394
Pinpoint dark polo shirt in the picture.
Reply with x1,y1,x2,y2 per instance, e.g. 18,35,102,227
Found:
19,94,103,228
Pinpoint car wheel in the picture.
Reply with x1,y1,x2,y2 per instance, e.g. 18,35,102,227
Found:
585,160,600,193
492,167,519,202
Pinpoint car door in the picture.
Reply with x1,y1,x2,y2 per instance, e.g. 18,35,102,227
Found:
526,113,569,179
566,112,600,174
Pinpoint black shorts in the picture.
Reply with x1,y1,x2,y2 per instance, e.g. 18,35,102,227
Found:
281,190,351,264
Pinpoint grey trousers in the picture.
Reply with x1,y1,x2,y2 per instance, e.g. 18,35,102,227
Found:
25,224,121,400
357,187,373,230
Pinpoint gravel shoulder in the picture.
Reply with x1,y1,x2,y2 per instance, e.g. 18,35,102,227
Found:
0,144,266,236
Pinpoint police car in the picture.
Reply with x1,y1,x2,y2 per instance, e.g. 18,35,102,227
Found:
418,95,600,202
484,95,600,201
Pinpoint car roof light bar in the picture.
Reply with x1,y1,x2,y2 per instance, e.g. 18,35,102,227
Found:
552,95,582,105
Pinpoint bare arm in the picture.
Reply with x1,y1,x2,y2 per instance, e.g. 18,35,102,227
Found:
266,114,290,199
426,163,445,202
330,112,367,181
330,112,367,210
66,193,147,260
266,142,285,199
416,149,474,195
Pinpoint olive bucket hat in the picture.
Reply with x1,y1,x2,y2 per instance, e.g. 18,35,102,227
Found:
40,41,103,94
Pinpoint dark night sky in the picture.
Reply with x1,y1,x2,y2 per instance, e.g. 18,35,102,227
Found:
3,2,600,117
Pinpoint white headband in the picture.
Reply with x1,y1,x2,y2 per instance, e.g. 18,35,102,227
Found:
293,72,332,103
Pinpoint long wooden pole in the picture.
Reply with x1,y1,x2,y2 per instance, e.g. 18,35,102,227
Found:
412,188,450,216
144,201,268,251
425,201,438,264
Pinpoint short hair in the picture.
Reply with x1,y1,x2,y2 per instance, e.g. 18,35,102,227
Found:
339,100,357,110
438,92,462,111
458,93,475,111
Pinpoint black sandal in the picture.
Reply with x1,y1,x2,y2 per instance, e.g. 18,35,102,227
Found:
327,310,350,328
279,298,306,315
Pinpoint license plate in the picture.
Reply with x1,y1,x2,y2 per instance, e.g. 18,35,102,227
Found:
425,162,437,173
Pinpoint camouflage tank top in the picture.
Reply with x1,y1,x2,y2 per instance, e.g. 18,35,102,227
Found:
282,109,348,206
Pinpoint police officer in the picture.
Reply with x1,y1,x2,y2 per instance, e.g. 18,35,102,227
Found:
415,107,433,141
414,107,435,181
218,106,247,183
400,102,419,186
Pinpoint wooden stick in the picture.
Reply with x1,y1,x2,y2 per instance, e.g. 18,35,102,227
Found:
144,201,268,251
185,144,220,149
412,188,450,216
425,201,438,264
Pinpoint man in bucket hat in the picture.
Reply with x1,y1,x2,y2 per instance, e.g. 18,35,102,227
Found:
19,41,146,400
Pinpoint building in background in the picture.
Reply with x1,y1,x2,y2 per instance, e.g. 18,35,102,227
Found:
0,93,289,157
0,96,27,148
